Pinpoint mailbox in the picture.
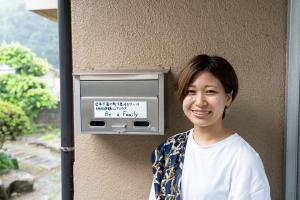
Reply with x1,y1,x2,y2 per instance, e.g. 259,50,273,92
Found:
73,71,167,135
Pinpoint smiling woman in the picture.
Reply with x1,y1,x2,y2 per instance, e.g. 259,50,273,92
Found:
182,71,233,145
149,54,271,200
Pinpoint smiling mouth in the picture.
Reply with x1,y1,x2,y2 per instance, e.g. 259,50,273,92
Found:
192,110,211,117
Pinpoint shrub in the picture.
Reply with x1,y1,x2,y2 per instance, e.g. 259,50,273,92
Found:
0,74,58,119
0,151,18,171
0,43,49,76
31,57,50,76
0,101,30,147
23,88,58,118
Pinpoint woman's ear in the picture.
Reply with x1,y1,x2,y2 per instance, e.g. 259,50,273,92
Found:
226,91,233,107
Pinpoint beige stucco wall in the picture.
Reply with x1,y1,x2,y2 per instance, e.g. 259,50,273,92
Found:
72,0,286,199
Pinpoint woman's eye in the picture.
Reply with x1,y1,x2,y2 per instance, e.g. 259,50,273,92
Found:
206,90,216,94
186,90,195,95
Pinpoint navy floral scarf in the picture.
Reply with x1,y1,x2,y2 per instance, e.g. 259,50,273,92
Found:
151,130,190,200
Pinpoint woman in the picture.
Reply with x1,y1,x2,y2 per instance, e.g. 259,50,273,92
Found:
149,54,270,200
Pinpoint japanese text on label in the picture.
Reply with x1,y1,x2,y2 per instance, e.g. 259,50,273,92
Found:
94,101,147,118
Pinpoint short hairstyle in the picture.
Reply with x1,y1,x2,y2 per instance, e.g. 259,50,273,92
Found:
176,54,239,105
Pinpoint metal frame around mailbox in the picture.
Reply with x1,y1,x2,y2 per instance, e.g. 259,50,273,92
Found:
73,71,167,135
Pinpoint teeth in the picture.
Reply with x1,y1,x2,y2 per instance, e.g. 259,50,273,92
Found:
192,110,210,115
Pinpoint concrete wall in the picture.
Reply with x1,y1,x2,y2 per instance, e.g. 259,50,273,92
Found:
72,0,286,199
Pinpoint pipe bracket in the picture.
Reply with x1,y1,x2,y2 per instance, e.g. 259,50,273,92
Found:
60,146,75,152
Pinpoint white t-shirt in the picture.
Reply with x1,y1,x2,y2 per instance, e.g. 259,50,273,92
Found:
149,130,271,200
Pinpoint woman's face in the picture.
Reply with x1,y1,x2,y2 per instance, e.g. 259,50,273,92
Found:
182,71,232,129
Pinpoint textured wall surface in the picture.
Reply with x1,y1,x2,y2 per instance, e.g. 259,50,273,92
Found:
72,0,286,199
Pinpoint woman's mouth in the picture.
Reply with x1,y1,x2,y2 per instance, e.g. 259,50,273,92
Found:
192,110,211,117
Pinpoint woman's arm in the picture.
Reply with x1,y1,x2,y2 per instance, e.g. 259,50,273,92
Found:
228,151,271,200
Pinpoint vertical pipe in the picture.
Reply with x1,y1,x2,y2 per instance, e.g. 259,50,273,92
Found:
58,0,74,200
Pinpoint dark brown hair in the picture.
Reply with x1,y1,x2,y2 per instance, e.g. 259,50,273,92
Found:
176,54,239,105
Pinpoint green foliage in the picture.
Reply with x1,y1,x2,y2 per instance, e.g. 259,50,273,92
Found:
0,101,30,147
31,57,50,76
40,133,55,141
0,151,18,170
0,43,33,72
0,74,58,119
30,123,60,134
23,88,58,117
0,43,50,76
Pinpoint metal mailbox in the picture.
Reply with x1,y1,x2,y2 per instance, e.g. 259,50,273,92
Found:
73,72,167,135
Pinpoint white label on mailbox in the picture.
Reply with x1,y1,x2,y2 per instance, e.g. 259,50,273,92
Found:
94,101,147,118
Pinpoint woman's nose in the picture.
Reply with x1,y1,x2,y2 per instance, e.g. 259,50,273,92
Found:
195,93,207,106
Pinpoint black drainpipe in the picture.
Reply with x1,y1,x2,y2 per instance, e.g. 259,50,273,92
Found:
58,0,74,200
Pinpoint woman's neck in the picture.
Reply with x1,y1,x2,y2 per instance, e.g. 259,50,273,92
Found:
193,124,232,145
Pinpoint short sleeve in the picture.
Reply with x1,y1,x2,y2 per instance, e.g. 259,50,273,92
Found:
228,151,271,200
148,179,156,200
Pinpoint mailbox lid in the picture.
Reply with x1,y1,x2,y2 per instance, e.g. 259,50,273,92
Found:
80,80,158,97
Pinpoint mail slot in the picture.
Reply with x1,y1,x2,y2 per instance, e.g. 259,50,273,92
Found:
73,72,167,135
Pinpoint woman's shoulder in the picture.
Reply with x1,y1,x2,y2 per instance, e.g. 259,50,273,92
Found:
233,134,258,153
151,130,191,169
152,129,191,154
230,134,263,166
165,129,191,144
229,134,270,196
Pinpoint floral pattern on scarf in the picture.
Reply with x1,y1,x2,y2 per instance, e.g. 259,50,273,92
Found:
151,130,190,200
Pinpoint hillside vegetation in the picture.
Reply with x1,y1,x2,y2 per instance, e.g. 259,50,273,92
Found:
0,0,59,68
